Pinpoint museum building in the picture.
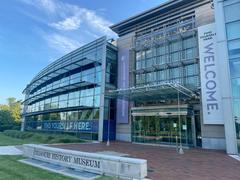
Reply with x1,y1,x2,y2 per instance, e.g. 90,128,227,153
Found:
22,0,240,154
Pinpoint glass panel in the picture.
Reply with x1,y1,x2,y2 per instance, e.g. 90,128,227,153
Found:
59,94,68,101
230,59,240,77
67,111,79,120
136,52,141,61
59,101,68,108
68,99,79,107
228,39,240,59
226,21,240,40
69,91,80,99
232,78,240,98
224,2,240,23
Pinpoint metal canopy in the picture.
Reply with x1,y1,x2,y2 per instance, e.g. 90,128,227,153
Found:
106,82,199,102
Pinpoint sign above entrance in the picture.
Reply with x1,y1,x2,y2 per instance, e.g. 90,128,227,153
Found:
198,23,224,124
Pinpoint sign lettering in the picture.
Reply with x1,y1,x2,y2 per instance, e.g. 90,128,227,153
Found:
198,23,223,124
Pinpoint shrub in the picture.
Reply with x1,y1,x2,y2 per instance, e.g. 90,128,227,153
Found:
3,130,85,144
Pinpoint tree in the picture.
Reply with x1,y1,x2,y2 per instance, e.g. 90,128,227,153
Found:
0,109,14,124
6,97,21,122
0,97,22,131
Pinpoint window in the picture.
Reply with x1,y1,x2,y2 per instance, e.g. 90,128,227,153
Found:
230,59,240,77
67,111,79,120
185,76,199,87
59,94,68,101
52,80,60,89
146,72,156,83
59,101,68,108
170,41,180,52
171,52,179,62
232,78,240,98
158,70,167,81
96,71,102,83
44,98,51,110
157,45,166,55
226,21,240,40
136,52,141,61
141,51,146,60
93,109,100,119
228,39,240,59
171,68,181,79
60,76,70,87
146,49,152,59
50,113,60,120
233,99,240,118
50,101,58,109
69,91,80,99
79,110,92,120
136,61,141,70
95,87,101,95
224,3,240,23
60,112,67,120
68,99,79,107
185,64,198,76
183,37,195,49
94,95,100,107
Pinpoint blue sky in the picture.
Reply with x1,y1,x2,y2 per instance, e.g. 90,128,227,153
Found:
0,0,167,104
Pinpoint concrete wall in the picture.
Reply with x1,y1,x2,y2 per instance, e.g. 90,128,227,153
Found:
116,33,135,142
213,0,238,154
195,3,215,27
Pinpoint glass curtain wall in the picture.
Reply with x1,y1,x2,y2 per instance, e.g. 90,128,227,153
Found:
224,1,240,153
23,38,107,140
135,36,199,90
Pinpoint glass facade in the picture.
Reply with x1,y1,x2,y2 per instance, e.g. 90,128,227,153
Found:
23,37,117,141
224,1,240,153
131,17,199,146
134,27,199,90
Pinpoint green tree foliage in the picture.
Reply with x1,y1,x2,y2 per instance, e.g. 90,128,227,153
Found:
0,109,14,124
6,97,21,122
0,97,22,131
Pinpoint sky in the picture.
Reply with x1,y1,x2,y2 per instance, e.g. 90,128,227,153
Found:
0,0,167,104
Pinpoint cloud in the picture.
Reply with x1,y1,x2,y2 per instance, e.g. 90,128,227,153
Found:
20,0,57,14
21,0,115,36
50,16,82,31
83,9,113,35
20,0,116,53
43,33,82,53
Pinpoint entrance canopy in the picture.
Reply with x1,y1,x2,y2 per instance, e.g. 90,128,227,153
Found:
106,82,199,102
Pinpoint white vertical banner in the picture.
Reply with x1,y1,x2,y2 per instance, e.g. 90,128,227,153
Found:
198,23,224,124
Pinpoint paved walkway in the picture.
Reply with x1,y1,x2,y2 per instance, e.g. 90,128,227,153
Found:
0,146,23,155
51,141,240,180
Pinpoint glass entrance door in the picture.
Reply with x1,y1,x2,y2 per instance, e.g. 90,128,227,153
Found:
132,115,193,146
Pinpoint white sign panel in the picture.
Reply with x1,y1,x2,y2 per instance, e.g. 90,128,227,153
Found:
198,23,223,124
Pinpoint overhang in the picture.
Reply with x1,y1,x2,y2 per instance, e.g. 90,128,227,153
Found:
110,0,196,35
106,82,199,102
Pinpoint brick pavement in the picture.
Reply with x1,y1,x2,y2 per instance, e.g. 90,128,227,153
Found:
50,141,240,180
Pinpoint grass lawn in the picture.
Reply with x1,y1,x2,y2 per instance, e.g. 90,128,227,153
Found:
0,133,37,146
0,132,115,179
0,155,115,180
0,155,73,180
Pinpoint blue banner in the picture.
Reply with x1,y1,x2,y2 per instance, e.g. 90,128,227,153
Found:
40,120,99,133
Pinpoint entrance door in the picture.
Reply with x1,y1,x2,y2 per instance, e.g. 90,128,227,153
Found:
132,115,193,146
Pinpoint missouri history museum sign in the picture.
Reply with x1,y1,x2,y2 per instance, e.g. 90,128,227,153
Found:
22,144,147,179
198,23,224,124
